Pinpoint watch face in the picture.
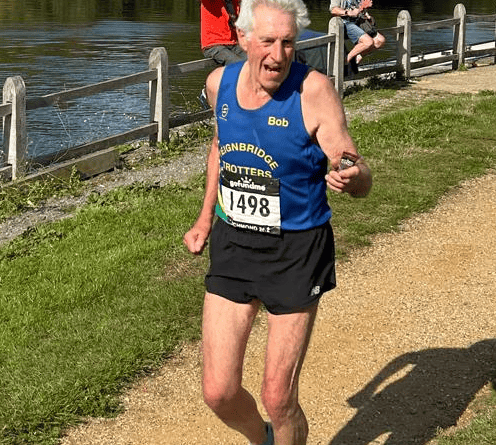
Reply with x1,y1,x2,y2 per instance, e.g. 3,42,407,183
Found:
339,152,359,170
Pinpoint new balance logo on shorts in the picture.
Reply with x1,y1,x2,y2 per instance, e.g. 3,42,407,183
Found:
310,286,321,297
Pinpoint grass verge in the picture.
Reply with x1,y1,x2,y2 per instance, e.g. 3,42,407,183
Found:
0,122,213,224
0,90,495,444
433,383,496,444
0,180,208,444
0,168,84,224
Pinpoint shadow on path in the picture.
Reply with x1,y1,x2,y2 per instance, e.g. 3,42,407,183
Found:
328,339,496,445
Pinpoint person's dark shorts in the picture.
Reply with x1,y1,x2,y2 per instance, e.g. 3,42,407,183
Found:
344,21,367,44
202,44,246,65
205,219,336,315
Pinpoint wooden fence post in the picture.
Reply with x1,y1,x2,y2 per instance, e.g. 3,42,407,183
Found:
453,3,467,70
3,76,27,180
149,47,169,144
494,13,496,65
329,17,345,98
396,10,412,78
493,11,496,65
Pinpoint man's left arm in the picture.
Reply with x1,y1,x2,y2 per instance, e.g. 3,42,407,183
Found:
301,70,372,197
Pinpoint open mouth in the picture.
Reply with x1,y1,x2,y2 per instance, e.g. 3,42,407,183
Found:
265,65,283,74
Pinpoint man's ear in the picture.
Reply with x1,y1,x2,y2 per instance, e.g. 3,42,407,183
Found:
237,28,249,52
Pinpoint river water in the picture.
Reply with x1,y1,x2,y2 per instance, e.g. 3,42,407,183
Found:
0,0,494,161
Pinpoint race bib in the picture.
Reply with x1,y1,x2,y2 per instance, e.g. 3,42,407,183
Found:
220,169,281,235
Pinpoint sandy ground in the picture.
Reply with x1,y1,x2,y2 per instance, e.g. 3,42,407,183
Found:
59,63,496,445
410,62,496,94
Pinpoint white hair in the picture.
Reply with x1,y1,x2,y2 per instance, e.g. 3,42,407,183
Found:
236,0,311,37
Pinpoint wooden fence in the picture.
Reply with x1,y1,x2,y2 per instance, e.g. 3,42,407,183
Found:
0,48,216,182
1,3,495,183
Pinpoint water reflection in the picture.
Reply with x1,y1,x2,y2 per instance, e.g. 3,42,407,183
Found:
0,18,205,158
0,0,200,24
1,0,493,24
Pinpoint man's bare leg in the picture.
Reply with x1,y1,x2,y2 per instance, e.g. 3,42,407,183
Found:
348,32,386,63
262,303,319,445
347,33,374,63
202,292,268,444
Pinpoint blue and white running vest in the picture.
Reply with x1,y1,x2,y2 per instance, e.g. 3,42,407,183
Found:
215,61,331,234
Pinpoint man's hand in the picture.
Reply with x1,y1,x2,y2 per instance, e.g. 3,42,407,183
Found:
348,8,361,18
326,154,372,197
325,165,361,194
359,0,373,10
183,222,211,255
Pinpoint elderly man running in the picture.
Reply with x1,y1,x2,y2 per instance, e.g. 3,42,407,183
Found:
183,0,372,444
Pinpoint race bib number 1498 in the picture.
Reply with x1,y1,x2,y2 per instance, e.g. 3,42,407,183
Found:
220,170,281,235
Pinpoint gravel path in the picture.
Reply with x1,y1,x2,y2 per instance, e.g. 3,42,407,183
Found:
4,62,496,444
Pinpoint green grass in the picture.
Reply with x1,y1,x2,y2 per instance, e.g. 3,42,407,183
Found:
434,384,496,445
0,90,495,444
332,90,496,256
437,414,496,445
0,181,208,444
0,167,84,223
0,122,214,224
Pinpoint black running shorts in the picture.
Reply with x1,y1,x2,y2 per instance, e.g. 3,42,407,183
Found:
205,219,336,314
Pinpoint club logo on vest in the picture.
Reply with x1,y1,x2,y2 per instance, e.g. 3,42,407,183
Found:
268,116,289,127
220,103,229,121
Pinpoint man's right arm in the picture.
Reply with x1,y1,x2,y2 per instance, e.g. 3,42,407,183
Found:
183,137,220,255
183,67,224,255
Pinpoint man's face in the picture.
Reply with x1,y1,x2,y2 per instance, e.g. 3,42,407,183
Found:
238,4,297,94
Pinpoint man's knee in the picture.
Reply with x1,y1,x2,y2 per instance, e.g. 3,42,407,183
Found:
261,383,308,439
261,383,296,422
374,33,386,49
203,379,239,414
358,34,375,51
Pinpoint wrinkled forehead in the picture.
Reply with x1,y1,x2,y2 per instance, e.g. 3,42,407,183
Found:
251,4,298,38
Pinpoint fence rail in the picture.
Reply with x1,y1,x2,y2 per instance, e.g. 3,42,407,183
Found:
169,58,217,75
468,14,496,22
26,70,158,111
0,103,12,118
411,18,460,31
1,3,495,183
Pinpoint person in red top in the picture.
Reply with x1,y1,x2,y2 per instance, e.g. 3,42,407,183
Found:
201,0,246,65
